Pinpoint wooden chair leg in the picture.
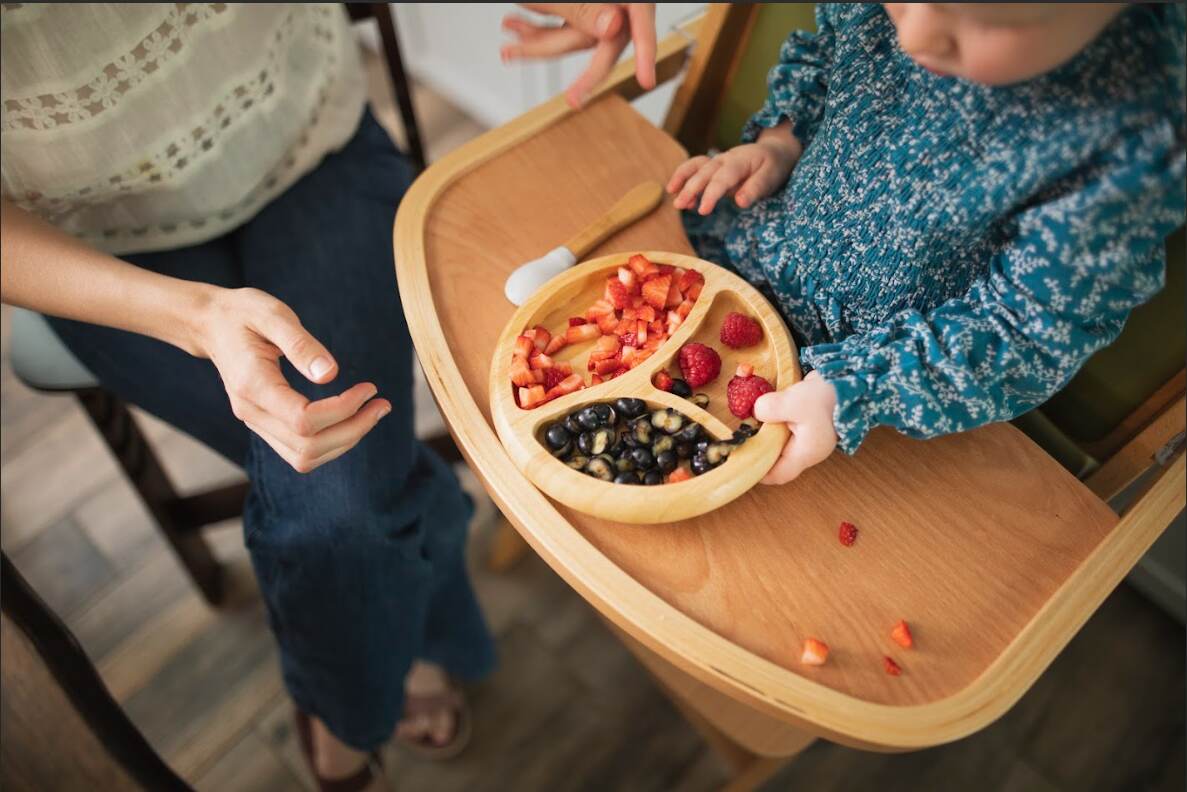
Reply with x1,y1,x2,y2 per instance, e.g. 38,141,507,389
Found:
75,388,226,606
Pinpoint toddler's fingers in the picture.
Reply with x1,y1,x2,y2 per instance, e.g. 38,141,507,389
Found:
761,433,809,485
734,160,787,209
667,156,710,194
698,159,747,215
752,388,796,423
675,159,722,210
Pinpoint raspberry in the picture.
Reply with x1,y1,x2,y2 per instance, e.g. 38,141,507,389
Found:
884,656,903,676
677,343,722,387
726,369,774,418
839,521,858,547
720,312,763,348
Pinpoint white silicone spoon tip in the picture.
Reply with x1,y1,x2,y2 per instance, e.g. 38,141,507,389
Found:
504,246,578,305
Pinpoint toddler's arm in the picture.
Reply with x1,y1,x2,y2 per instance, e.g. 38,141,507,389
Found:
803,127,1186,456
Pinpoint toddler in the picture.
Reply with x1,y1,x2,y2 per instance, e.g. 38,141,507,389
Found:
671,3,1186,484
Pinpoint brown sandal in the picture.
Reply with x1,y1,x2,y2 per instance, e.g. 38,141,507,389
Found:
294,710,383,792
394,682,472,760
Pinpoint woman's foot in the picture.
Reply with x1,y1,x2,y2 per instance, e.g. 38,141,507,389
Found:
298,712,384,792
394,660,471,758
395,661,456,746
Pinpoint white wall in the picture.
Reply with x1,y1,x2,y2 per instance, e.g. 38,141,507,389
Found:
389,3,705,128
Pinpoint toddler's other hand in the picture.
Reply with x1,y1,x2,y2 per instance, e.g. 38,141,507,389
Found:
753,371,838,485
666,123,801,215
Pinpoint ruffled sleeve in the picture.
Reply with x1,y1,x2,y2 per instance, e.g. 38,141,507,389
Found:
802,121,1187,454
740,4,841,149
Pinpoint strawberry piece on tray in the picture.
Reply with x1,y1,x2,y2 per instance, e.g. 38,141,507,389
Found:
801,638,829,666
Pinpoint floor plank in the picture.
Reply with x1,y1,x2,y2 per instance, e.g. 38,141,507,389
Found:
9,516,116,620
193,728,302,792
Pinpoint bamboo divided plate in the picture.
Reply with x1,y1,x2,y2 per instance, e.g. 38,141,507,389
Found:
490,251,801,523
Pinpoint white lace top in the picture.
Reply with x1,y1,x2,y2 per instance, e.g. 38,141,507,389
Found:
0,3,366,254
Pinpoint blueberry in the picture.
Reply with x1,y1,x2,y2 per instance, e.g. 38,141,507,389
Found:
613,471,641,485
675,441,696,459
588,427,614,456
577,407,602,430
614,455,635,473
584,455,615,481
629,447,655,470
675,423,703,444
705,442,733,465
651,408,685,434
737,419,759,437
690,452,713,476
591,403,616,426
642,470,664,486
564,414,584,436
614,398,647,419
651,435,674,456
544,422,571,450
631,417,653,446
566,454,590,470
551,438,573,459
655,450,678,473
670,378,693,398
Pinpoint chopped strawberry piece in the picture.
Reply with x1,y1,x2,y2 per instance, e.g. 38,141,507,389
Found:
621,307,638,321
890,620,913,649
533,368,545,384
566,324,601,344
636,320,648,346
590,374,604,385
686,281,703,300
531,325,551,351
619,331,637,347
665,277,683,308
884,656,903,676
588,335,621,360
653,370,674,391
676,299,694,319
596,313,620,334
593,358,622,376
678,268,704,294
510,359,536,387
545,373,583,400
630,295,645,309
605,278,631,310
620,345,637,365
517,386,529,407
542,368,567,390
544,335,568,356
656,263,675,276
553,361,573,376
667,467,693,483
513,335,534,360
642,275,671,310
628,348,654,368
585,299,615,320
628,254,659,279
637,305,656,323
617,266,639,292
838,521,858,547
614,318,634,335
529,352,554,370
736,362,754,378
520,385,547,409
801,638,829,666
666,311,682,335
568,316,587,327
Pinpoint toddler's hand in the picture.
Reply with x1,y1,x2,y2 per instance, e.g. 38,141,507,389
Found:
666,125,801,215
753,371,838,485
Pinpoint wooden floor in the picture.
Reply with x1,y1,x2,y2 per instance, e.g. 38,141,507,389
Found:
2,52,1184,792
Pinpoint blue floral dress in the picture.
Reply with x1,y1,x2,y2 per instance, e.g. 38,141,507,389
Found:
685,3,1186,453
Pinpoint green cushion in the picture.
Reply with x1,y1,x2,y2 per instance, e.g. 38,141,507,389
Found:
713,4,816,152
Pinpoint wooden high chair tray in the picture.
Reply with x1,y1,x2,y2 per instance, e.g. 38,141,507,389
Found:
391,89,1177,754
489,251,799,523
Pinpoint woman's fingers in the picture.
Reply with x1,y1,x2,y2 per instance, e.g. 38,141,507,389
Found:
666,156,710,194
502,23,595,60
698,159,748,215
251,299,338,384
520,3,624,39
627,4,657,89
244,396,390,473
675,158,722,210
565,31,628,108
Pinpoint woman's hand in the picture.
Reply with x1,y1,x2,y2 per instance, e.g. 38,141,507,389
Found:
753,371,838,485
667,123,803,215
501,3,656,109
195,287,390,473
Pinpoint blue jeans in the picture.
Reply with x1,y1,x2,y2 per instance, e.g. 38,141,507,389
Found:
48,110,496,751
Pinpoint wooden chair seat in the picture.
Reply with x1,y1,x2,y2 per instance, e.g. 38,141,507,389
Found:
394,48,1184,778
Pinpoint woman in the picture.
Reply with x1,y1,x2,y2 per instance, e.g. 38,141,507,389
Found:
1,3,655,788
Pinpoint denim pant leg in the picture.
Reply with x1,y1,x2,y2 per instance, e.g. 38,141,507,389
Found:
234,110,495,750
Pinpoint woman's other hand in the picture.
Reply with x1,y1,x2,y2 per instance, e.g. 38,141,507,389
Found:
196,288,390,473
501,4,656,109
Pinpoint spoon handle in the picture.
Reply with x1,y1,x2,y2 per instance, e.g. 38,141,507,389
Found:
563,181,664,260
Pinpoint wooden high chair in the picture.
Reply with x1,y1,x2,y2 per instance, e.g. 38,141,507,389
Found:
393,6,1185,788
